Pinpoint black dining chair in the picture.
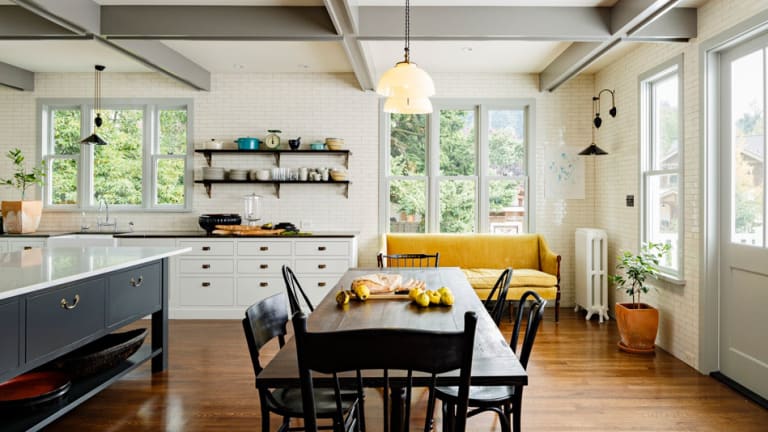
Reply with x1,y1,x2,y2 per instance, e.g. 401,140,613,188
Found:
293,310,478,432
484,268,513,327
242,292,358,431
377,252,440,268
433,291,547,432
282,265,315,315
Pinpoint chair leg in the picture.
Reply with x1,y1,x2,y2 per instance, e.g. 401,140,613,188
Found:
511,402,521,432
441,401,455,432
425,389,436,432
555,287,561,322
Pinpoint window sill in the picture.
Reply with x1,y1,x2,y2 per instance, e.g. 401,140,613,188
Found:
656,273,686,286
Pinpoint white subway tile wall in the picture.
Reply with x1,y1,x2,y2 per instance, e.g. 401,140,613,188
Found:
0,69,592,304
595,0,768,369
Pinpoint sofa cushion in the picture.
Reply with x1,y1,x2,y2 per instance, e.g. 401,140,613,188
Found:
474,286,559,301
462,268,557,289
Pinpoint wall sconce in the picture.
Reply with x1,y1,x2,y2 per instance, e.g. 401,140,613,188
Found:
579,89,616,156
592,88,616,129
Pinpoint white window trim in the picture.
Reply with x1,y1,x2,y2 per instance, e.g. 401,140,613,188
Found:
639,55,685,281
38,98,194,212
378,98,536,234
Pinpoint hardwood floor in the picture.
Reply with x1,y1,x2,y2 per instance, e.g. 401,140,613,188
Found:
46,309,767,431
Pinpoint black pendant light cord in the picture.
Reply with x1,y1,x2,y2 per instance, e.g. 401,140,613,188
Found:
404,0,410,63
94,65,105,128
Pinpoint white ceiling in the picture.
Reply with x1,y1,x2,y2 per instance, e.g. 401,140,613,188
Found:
0,40,151,72
94,1,323,5
162,40,352,72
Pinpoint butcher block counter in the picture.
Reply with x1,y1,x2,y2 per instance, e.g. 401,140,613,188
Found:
0,246,189,432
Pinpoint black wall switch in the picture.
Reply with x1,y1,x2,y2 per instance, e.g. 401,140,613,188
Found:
626,195,635,207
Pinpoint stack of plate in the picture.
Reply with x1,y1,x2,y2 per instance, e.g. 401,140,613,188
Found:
325,137,344,150
202,167,225,180
229,169,249,181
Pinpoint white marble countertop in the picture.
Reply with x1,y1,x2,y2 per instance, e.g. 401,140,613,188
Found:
0,246,190,301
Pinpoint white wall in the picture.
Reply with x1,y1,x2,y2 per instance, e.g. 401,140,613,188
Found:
0,70,592,301
594,0,768,369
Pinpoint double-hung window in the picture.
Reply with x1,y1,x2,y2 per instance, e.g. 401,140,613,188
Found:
41,99,192,211
382,100,534,234
640,57,684,278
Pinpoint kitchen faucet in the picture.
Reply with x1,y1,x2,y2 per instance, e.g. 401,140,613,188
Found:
97,198,117,232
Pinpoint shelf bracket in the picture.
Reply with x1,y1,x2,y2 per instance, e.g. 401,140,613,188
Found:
344,183,349,199
344,152,349,169
203,182,212,198
274,183,280,199
274,153,281,167
203,151,212,167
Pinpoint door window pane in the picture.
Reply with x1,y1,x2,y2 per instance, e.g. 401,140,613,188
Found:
489,180,525,234
50,159,77,205
53,109,81,155
390,114,426,176
159,110,188,155
730,49,765,247
94,109,144,205
647,174,681,268
652,76,680,170
489,110,525,176
389,179,426,232
440,110,476,176
439,179,476,233
156,159,185,205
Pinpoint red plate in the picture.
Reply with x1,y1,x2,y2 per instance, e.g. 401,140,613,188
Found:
0,371,71,407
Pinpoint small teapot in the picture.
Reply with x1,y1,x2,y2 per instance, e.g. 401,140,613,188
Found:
288,137,301,150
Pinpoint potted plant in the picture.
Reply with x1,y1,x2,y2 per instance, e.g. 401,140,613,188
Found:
610,242,671,353
1,148,46,234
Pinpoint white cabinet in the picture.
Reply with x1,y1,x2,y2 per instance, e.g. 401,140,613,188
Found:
173,236,357,319
6,238,46,251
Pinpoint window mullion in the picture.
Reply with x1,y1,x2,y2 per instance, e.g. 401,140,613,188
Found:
428,108,440,233
144,105,155,209
477,105,488,233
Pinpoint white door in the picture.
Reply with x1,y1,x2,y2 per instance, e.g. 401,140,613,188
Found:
719,34,768,400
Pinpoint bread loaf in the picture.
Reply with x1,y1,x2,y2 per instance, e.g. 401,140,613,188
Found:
350,273,403,294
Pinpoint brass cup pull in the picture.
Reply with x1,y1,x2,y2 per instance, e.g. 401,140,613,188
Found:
202,264,211,269
60,294,80,310
259,282,268,287
318,282,327,287
260,264,269,269
129,276,144,287
318,246,327,251
318,264,327,269
202,282,211,287
202,246,211,251
259,246,269,251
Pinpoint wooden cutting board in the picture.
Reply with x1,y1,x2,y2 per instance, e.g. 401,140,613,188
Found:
211,227,285,236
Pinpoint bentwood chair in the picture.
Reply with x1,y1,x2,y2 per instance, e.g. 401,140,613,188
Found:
377,252,440,268
484,268,513,326
293,311,478,432
282,265,315,315
242,293,359,432
433,291,547,432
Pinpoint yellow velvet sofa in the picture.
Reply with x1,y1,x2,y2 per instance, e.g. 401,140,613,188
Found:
381,233,561,321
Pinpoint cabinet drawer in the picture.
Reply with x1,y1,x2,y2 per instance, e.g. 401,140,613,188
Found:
9,240,45,251
295,240,350,256
27,279,106,361
0,300,20,376
299,276,341,307
238,240,292,256
179,258,234,274
294,258,349,275
177,240,234,256
179,276,234,306
108,262,162,325
237,258,291,275
236,277,284,306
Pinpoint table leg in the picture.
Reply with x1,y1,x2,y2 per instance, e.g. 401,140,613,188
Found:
390,386,406,432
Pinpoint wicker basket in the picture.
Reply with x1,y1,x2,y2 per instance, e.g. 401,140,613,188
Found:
53,328,147,379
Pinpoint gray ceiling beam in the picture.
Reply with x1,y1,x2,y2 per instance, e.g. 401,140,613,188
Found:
323,0,374,91
540,0,693,92
101,6,338,40
13,0,99,35
0,60,34,91
359,6,611,41
97,38,210,91
0,6,80,39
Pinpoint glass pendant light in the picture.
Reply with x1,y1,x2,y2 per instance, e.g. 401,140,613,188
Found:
376,0,434,113
80,65,107,145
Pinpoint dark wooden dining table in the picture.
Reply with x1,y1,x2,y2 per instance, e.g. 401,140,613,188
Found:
255,267,527,430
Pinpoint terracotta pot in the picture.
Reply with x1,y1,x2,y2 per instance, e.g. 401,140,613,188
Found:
1,200,43,234
615,302,659,354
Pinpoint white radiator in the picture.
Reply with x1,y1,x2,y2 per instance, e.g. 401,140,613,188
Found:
575,228,609,322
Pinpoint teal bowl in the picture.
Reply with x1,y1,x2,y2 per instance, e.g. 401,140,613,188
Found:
310,143,326,150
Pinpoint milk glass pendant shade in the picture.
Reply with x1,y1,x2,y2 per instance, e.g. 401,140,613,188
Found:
376,0,434,113
383,95,433,114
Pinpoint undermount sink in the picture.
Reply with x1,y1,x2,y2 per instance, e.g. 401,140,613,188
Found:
47,234,118,247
